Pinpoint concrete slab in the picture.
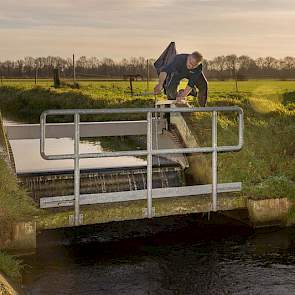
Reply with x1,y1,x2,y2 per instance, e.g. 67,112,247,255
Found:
38,194,247,230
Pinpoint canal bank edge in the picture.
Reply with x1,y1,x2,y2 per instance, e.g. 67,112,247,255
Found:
37,193,247,230
0,111,37,253
36,195,295,230
0,110,38,288
0,112,16,174
0,270,27,295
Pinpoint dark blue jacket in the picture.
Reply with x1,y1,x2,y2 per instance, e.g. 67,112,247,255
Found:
161,54,203,88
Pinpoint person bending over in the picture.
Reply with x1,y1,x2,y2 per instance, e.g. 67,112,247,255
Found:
154,51,208,106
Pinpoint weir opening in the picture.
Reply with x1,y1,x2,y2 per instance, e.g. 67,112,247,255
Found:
19,162,185,202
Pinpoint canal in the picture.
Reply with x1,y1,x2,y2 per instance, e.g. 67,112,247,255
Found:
4,117,295,294
21,213,295,295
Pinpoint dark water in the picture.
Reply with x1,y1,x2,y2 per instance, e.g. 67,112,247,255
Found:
22,213,295,295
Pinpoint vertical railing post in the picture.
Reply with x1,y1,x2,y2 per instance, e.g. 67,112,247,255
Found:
238,110,244,148
147,111,153,218
40,113,46,157
74,113,80,225
212,111,218,211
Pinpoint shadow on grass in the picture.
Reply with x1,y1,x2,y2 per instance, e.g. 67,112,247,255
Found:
282,91,295,110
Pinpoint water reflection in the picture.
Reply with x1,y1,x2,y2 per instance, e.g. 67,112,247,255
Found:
4,117,146,173
10,138,146,174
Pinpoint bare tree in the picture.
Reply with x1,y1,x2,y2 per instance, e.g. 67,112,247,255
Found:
1,54,295,80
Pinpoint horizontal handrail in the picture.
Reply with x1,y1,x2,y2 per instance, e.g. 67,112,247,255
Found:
40,107,243,161
40,182,242,208
41,106,243,115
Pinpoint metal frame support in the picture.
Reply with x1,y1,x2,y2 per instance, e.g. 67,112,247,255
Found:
147,112,153,218
212,111,218,211
40,106,244,226
74,113,80,226
69,214,83,226
142,207,155,218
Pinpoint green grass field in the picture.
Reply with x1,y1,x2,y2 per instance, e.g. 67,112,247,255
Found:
0,156,39,283
0,78,294,120
2,78,295,97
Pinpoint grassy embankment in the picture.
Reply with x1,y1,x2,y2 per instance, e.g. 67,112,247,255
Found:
186,87,295,204
0,157,39,283
0,112,39,283
0,252,23,285
0,78,294,210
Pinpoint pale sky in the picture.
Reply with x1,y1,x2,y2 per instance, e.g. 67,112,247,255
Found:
0,0,294,60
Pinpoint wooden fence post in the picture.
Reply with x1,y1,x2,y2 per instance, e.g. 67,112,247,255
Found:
53,68,61,88
146,59,150,91
129,76,134,96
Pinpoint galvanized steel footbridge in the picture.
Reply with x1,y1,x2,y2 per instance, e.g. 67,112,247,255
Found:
36,105,244,226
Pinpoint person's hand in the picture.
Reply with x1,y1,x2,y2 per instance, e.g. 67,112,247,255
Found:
176,91,184,102
176,91,187,106
154,83,163,95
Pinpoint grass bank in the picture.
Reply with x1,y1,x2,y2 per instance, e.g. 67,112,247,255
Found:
0,83,154,123
0,155,38,283
185,90,295,205
0,252,23,284
0,139,38,283
1,79,295,122
0,157,39,223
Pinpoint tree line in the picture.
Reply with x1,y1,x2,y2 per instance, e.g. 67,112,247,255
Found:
1,55,295,80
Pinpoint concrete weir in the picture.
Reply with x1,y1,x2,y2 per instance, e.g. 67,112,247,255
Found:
18,164,185,202
247,197,295,227
0,221,36,253
38,193,247,230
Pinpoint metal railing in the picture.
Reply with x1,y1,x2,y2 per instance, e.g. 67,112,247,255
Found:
40,106,244,226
